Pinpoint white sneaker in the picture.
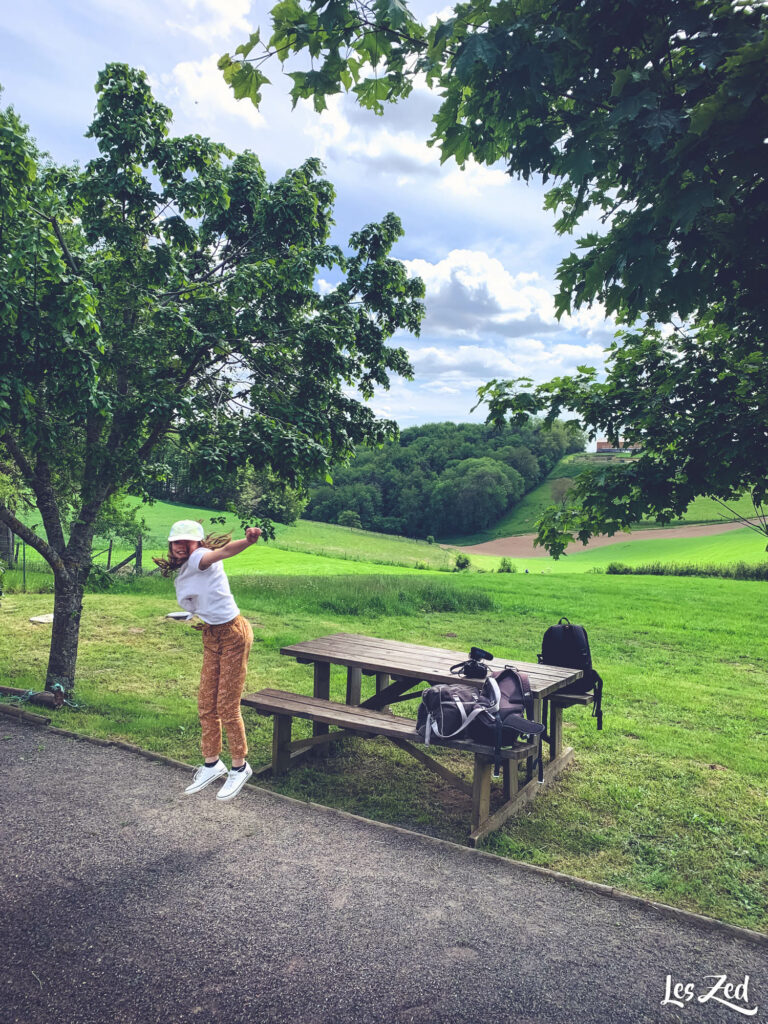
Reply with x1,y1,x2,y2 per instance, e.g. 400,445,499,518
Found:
184,759,228,794
216,762,253,802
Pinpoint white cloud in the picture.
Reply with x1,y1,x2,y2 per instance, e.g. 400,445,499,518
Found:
438,159,510,198
411,344,524,381
158,54,266,134
551,342,606,361
165,0,252,42
405,249,616,347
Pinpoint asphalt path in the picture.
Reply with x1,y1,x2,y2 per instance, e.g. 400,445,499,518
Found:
1,718,766,1024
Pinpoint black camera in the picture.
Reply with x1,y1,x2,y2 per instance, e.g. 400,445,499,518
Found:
469,646,493,662
451,646,494,679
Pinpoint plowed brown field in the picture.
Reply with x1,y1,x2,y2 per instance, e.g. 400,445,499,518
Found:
458,519,754,557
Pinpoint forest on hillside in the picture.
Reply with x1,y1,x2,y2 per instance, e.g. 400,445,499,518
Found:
145,419,584,539
306,420,584,538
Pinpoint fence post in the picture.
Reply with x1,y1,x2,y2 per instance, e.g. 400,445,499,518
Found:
107,540,113,570
135,535,143,575
22,541,26,593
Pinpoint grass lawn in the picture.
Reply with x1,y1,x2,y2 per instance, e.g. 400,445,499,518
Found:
9,495,766,597
1,570,766,932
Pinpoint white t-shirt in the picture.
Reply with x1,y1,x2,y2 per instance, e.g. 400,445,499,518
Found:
174,548,239,625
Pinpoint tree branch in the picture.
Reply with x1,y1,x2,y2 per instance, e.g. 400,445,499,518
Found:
0,502,68,577
29,207,81,276
711,497,768,538
1,432,67,554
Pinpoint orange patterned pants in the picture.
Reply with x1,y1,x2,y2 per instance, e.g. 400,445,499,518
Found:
198,615,254,760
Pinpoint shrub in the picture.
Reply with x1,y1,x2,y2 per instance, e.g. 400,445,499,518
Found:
497,557,516,573
606,562,633,574
337,510,363,529
453,552,471,571
606,561,768,580
426,535,435,545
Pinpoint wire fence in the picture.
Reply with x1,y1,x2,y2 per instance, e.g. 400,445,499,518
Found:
0,527,149,593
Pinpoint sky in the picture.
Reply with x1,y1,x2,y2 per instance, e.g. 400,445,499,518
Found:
1,0,614,431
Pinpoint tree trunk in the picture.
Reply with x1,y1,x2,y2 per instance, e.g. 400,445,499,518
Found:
45,572,88,694
0,524,14,567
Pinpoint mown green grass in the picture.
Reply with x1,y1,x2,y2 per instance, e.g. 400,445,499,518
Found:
540,524,767,571
120,498,456,568
2,571,766,931
8,495,765,591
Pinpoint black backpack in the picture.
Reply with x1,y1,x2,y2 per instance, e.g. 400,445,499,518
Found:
539,617,603,730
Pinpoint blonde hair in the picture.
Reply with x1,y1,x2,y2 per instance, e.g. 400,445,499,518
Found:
153,531,232,578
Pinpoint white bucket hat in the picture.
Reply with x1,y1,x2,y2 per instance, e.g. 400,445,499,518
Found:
168,520,205,543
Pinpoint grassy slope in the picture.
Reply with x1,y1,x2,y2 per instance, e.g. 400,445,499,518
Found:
444,455,761,544
127,499,458,570
2,570,766,931
119,496,768,572
7,498,766,595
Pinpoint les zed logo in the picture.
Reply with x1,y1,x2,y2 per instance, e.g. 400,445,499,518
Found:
662,974,758,1016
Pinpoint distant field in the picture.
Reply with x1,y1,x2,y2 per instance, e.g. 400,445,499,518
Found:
136,500,460,572
444,455,760,544
101,501,768,572
5,494,765,594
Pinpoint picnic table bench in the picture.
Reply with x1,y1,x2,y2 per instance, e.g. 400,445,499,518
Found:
242,633,585,845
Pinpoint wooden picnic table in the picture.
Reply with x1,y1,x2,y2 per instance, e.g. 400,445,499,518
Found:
243,633,587,845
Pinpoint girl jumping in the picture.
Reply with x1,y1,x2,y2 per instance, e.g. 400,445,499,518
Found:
155,520,261,801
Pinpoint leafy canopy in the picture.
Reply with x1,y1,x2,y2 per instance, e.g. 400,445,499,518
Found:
0,63,424,688
0,62,424,566
224,0,768,555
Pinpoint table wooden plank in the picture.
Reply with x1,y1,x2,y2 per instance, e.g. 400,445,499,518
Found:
313,661,330,739
387,737,474,797
248,689,419,734
280,633,580,696
285,632,572,679
282,632,579,682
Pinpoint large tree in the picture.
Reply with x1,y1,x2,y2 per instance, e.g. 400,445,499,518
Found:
223,0,768,555
0,64,424,692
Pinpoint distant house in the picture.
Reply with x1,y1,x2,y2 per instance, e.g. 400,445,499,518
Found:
596,439,642,454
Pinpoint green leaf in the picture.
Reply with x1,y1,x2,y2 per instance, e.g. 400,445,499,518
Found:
235,30,261,59
454,32,498,80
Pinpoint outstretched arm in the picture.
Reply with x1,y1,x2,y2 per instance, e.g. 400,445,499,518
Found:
198,527,261,570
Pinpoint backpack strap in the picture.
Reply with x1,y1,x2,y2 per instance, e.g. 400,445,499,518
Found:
493,713,503,777
517,668,534,720
592,672,604,730
570,624,590,662
524,737,544,784
425,677,501,743
493,712,546,779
